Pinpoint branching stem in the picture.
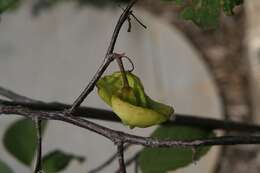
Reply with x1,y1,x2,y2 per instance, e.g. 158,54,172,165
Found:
116,142,126,173
2,105,260,148
68,54,114,114
0,86,44,173
2,98,260,133
69,0,138,114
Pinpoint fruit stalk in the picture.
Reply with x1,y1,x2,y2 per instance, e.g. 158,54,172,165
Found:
115,55,130,88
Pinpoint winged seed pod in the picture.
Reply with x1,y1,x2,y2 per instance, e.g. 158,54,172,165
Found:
96,72,174,128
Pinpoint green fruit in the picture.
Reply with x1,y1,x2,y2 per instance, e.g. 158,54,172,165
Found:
116,87,138,106
111,96,170,128
96,72,174,128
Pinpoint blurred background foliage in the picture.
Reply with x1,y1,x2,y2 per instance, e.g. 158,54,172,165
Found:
0,0,243,29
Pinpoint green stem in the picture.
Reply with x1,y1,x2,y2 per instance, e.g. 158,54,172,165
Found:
115,55,129,88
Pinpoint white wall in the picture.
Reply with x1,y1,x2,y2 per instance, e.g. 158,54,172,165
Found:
0,2,222,173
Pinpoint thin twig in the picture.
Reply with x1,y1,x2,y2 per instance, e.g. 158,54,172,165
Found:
129,11,147,29
89,144,131,173
2,88,260,173
68,53,114,114
127,17,132,32
0,86,36,103
2,105,260,148
105,0,138,57
34,118,42,173
0,87,44,173
69,0,138,114
2,98,260,133
118,6,147,29
121,56,135,72
115,153,139,173
116,142,126,173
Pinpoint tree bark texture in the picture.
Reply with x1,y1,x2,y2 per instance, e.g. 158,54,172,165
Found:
138,1,258,173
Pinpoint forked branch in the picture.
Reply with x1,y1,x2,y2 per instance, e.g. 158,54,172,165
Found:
0,1,259,173
69,0,138,113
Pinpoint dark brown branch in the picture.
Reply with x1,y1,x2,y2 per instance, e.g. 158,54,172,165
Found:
116,142,126,173
0,86,37,103
89,144,131,173
129,11,147,29
118,6,147,30
0,87,44,173
2,88,260,173
34,118,42,173
105,0,138,57
68,53,114,114
115,153,139,173
127,16,132,32
69,0,138,113
2,104,260,148
1,99,260,133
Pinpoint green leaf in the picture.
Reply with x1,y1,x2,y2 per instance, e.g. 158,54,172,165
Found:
3,118,47,166
221,0,243,15
97,71,147,107
180,0,220,29
139,126,214,173
0,159,13,173
43,150,85,173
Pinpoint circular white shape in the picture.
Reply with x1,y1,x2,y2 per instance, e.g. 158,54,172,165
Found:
0,3,222,173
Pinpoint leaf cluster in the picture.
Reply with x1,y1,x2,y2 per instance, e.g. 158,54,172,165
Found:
166,0,243,29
